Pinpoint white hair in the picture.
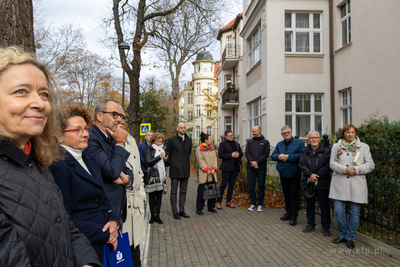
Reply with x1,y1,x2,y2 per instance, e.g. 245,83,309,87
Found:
308,130,320,137
281,125,291,132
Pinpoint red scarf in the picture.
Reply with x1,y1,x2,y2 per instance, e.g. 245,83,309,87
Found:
22,140,32,155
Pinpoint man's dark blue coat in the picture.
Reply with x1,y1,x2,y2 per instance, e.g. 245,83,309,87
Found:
49,151,119,260
85,125,133,222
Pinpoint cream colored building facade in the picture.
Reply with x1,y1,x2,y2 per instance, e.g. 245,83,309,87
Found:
183,51,219,144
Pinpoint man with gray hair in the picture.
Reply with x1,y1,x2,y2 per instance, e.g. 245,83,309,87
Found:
299,131,332,236
271,125,305,226
85,98,133,224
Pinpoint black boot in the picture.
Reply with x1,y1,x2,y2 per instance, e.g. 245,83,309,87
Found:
155,214,163,224
149,214,155,224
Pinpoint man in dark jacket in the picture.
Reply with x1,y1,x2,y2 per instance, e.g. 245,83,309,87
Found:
166,122,192,219
299,131,331,236
216,130,243,209
139,130,153,174
245,126,270,212
85,98,133,224
271,125,305,226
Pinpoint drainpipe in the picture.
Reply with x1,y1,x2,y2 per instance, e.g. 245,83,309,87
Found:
329,0,335,133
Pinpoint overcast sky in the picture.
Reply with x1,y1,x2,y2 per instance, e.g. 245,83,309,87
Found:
39,0,243,84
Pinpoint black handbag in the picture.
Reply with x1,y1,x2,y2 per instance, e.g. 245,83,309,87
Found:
203,174,220,200
143,168,151,185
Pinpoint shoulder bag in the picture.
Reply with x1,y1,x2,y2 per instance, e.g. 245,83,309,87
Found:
203,174,220,200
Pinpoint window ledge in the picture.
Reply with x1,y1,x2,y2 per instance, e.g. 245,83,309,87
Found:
335,42,352,53
285,53,325,58
246,60,261,76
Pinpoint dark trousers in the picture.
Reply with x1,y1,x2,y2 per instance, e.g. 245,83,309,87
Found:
217,170,238,203
196,183,216,211
130,244,141,266
306,188,331,229
247,168,266,206
280,177,300,218
170,178,189,214
149,190,162,216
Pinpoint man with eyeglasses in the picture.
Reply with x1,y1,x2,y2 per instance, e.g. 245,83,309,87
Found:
216,130,243,209
299,131,332,236
271,125,305,226
85,98,133,226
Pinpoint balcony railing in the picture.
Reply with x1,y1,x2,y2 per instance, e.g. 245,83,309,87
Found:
221,45,241,63
221,86,239,109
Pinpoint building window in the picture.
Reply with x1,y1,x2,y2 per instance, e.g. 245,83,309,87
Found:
248,99,261,138
225,74,232,88
196,64,200,72
203,63,208,72
225,116,232,131
196,105,201,117
207,126,212,136
341,88,352,126
188,131,193,139
248,26,260,69
227,35,234,56
211,64,214,73
196,83,201,95
207,83,213,94
207,108,211,117
188,93,193,104
188,111,193,121
340,0,351,46
285,93,323,137
195,126,200,139
285,12,321,53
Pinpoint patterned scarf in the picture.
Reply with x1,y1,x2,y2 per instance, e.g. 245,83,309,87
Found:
335,137,358,161
202,142,211,150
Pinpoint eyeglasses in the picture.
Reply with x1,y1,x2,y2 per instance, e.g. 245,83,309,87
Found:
63,126,92,136
309,137,320,140
100,111,125,120
281,131,292,135
226,135,234,137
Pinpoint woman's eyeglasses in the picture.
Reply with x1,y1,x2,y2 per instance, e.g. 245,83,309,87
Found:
63,126,92,136
100,111,125,120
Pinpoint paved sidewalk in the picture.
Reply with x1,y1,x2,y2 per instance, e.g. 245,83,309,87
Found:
143,176,399,266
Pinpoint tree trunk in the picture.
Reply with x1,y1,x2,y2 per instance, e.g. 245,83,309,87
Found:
171,79,180,127
0,0,35,53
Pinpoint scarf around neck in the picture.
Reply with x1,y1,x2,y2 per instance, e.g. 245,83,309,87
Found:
152,143,166,182
335,137,358,161
201,142,212,150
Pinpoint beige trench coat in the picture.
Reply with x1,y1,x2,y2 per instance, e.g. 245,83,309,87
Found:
329,139,375,204
196,145,218,184
123,135,147,248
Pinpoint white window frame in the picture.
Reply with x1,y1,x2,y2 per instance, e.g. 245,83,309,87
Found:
188,111,193,121
285,12,322,54
248,98,261,138
196,105,201,117
203,63,208,72
207,126,212,136
225,116,232,131
196,64,200,72
340,0,351,46
341,88,352,126
188,93,193,104
285,93,324,137
195,126,200,139
211,64,214,73
206,108,211,117
196,83,201,95
207,82,213,94
227,35,234,56
248,25,260,69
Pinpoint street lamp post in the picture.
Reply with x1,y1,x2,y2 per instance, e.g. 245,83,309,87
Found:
118,41,130,111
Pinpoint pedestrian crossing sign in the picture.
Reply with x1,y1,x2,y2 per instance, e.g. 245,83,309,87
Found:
140,123,151,136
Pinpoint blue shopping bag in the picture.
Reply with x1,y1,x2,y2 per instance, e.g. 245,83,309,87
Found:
103,232,133,267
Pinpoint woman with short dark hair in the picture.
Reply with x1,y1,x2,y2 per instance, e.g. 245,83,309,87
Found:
329,124,375,249
49,104,120,262
195,132,218,215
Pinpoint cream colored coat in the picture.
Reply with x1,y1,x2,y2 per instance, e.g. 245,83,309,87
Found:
123,135,147,247
196,146,218,184
329,139,375,204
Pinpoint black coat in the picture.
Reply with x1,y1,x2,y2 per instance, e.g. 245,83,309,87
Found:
145,145,169,177
299,144,332,189
166,133,192,178
245,135,270,170
49,150,119,261
85,125,133,222
218,139,243,172
0,138,100,267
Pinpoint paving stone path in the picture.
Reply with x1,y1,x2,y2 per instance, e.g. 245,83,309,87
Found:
143,176,400,267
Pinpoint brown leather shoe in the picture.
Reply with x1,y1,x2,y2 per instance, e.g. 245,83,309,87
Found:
226,202,236,208
216,202,222,210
